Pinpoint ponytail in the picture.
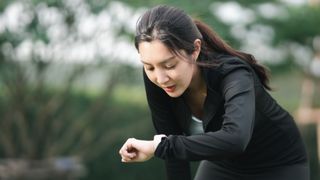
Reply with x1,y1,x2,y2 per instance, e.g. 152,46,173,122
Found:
194,20,272,91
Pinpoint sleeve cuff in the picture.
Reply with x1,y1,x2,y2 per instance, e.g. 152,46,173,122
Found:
154,136,170,159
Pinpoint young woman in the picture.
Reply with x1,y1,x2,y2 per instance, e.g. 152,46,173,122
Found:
119,5,309,180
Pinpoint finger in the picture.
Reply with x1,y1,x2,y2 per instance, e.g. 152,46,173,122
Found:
119,138,133,155
121,155,136,163
129,152,137,158
119,146,127,157
119,143,126,155
119,138,136,158
120,151,136,160
121,157,131,162
120,149,131,159
122,147,135,158
126,138,136,150
122,158,136,163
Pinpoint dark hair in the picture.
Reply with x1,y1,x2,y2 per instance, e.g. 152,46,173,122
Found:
135,5,271,90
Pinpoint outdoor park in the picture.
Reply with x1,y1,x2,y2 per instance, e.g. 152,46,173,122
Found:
0,0,319,179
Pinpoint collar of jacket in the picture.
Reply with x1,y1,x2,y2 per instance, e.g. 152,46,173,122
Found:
171,66,224,133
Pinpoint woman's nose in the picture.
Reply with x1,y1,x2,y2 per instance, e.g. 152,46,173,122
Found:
156,70,169,85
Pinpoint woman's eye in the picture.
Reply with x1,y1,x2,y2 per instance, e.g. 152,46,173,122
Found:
165,64,175,69
145,66,154,71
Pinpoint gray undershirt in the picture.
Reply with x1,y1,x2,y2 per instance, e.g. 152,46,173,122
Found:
189,115,204,135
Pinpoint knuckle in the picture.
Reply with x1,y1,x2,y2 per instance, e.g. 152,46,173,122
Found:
128,138,136,142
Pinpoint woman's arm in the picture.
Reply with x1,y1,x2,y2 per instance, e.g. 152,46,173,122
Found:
154,68,255,161
119,70,192,180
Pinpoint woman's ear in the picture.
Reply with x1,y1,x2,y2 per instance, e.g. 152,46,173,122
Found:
193,39,201,61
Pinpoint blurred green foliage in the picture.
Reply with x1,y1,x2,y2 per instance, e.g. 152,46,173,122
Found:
0,0,319,179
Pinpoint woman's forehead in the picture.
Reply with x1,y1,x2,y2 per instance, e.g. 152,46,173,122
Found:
138,40,174,64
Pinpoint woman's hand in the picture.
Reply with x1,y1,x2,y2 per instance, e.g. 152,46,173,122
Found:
119,135,166,163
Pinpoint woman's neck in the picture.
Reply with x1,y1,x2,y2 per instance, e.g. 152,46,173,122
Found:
186,66,206,96
184,66,207,119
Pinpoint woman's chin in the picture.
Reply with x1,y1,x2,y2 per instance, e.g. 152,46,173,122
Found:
165,90,183,98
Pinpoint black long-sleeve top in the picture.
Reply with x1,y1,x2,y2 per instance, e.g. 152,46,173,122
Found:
143,54,308,180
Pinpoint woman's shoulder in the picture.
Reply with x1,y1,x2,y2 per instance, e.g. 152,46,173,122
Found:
202,54,254,86
213,54,253,74
202,54,253,78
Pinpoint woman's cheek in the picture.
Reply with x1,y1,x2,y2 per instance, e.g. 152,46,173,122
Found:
146,72,157,85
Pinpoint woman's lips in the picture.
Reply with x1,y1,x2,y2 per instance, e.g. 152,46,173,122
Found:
163,85,176,93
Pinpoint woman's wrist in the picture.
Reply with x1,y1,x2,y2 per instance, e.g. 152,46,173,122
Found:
153,134,167,152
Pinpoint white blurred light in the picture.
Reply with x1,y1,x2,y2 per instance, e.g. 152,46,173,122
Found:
241,42,288,64
2,2,34,33
36,3,64,27
236,24,286,64
3,0,142,65
230,24,247,40
77,15,97,38
257,3,289,19
67,42,97,63
16,39,33,61
210,2,255,25
280,0,307,6
313,36,320,51
310,56,320,77
289,43,313,68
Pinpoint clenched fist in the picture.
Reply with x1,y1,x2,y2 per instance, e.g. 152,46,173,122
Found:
119,135,166,163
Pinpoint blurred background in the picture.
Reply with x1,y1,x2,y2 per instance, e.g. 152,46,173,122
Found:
0,0,319,179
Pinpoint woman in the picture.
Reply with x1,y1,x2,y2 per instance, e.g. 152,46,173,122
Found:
119,5,309,180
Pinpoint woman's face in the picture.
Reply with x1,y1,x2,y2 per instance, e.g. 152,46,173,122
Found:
138,40,198,98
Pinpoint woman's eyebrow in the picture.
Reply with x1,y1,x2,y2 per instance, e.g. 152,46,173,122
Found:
141,56,175,65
